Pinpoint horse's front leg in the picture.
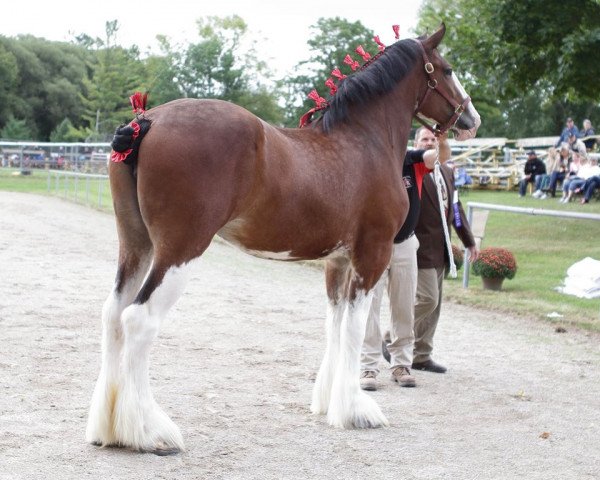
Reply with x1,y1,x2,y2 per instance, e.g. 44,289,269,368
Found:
311,257,349,415
327,250,390,429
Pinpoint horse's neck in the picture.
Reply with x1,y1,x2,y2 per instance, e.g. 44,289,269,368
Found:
352,75,421,157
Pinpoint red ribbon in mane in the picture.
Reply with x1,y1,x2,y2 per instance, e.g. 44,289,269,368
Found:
355,45,371,62
331,68,347,80
343,55,360,71
130,91,148,115
325,78,338,95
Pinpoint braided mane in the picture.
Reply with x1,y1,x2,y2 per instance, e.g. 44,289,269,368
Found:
320,39,421,132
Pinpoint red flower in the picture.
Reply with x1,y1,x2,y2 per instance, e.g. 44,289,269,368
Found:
472,247,517,279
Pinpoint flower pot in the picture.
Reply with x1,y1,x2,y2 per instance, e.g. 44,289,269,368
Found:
481,276,504,291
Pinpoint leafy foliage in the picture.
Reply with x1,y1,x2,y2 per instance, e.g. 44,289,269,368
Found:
1,115,30,140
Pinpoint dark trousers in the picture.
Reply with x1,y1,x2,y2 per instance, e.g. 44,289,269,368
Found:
583,176,600,202
548,171,565,197
519,176,536,196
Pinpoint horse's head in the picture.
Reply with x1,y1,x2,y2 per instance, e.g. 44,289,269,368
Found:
413,24,481,141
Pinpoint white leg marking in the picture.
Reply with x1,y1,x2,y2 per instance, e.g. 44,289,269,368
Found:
86,259,151,446
311,301,344,415
327,289,389,429
112,261,192,452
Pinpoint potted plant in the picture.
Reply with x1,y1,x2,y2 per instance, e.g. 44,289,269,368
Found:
471,247,517,290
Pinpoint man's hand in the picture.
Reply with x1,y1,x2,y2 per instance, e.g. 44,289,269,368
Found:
467,245,479,262
422,132,451,169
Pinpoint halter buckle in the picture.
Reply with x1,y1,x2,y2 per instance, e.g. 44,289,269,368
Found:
428,79,438,89
424,62,434,74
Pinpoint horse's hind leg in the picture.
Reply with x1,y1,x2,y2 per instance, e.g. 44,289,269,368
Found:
111,255,195,454
86,248,152,447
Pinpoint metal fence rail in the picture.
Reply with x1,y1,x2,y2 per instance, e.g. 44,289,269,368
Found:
46,169,110,209
463,202,600,287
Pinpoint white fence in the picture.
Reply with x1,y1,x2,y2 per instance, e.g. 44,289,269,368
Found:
46,170,110,210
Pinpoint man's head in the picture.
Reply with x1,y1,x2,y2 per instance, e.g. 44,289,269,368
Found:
566,117,574,127
584,119,592,130
414,127,437,150
527,150,537,160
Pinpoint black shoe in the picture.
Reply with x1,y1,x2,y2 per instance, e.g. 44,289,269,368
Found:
412,359,447,373
382,341,391,363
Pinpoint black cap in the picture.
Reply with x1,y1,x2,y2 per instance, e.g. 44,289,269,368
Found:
527,150,536,156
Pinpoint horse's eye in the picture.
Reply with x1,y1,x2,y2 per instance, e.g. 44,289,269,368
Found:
443,68,453,76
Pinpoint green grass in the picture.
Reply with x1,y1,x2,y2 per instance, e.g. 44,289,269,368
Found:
446,189,600,331
0,168,113,212
2,168,599,331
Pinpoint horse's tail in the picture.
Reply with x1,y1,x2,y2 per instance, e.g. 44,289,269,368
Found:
110,118,152,169
109,118,154,294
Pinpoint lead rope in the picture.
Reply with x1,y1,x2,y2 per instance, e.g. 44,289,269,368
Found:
433,143,457,278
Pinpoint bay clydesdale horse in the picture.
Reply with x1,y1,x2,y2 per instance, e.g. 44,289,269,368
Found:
86,24,480,455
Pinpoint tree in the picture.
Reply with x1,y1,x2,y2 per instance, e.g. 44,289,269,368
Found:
1,116,30,140
0,35,89,140
0,41,18,129
80,20,145,141
171,16,283,124
50,118,86,142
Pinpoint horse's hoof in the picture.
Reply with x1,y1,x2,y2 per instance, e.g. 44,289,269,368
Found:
90,440,102,447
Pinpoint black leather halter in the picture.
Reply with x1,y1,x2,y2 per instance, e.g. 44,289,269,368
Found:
412,40,472,136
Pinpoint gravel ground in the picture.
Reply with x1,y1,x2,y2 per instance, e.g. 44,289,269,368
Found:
1,191,599,480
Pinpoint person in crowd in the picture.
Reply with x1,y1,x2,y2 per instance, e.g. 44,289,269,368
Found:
555,117,580,147
581,119,596,151
559,157,600,203
580,173,600,204
360,128,451,391
568,133,588,160
559,151,582,197
545,143,572,198
410,145,478,374
532,147,560,198
518,150,546,197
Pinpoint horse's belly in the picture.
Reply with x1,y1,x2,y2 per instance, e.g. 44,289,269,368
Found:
216,218,348,262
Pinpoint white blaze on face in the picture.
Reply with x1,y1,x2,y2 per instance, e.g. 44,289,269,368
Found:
451,73,481,140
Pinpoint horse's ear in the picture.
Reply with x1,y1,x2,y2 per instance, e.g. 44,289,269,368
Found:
423,23,446,50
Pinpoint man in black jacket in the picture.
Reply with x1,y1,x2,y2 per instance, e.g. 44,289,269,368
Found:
518,150,546,197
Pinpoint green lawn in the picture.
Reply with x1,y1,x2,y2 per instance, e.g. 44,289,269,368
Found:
446,189,600,331
0,168,113,212
2,168,599,331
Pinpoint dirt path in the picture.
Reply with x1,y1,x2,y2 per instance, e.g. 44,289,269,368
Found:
1,191,599,480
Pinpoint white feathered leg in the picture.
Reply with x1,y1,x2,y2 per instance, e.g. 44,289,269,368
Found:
311,300,344,414
112,262,192,454
86,258,151,446
327,289,389,429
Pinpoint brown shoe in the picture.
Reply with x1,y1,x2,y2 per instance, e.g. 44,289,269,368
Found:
391,366,416,387
360,371,377,391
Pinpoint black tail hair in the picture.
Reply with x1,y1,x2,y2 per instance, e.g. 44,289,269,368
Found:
111,118,152,168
